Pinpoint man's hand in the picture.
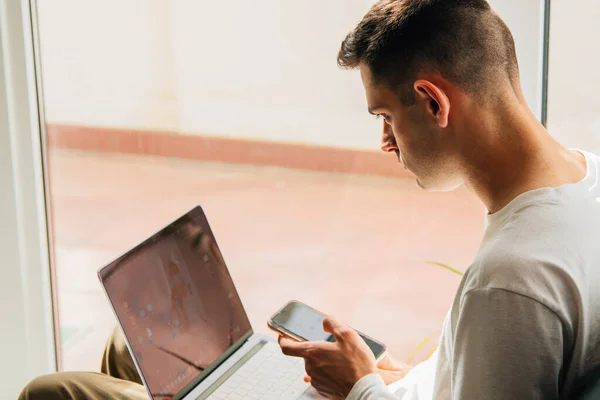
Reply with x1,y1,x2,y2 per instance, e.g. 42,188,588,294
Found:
376,354,413,385
302,352,412,386
278,316,378,399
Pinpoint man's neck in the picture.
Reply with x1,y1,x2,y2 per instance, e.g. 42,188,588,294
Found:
462,103,587,214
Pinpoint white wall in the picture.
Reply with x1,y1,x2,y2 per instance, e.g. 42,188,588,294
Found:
547,1,600,153
171,0,380,149
37,0,178,131
38,0,545,151
37,0,382,150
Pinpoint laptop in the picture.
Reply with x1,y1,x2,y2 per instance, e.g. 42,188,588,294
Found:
98,205,321,400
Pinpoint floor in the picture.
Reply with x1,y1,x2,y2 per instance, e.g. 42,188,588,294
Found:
49,149,484,372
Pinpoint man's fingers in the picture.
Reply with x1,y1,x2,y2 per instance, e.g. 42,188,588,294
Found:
323,316,359,342
377,353,397,370
377,353,413,372
322,316,345,335
377,368,406,385
278,336,311,358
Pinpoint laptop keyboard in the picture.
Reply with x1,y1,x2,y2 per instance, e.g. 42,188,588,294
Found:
204,341,310,400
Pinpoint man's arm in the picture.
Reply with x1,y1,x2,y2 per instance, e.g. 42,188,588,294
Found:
451,288,565,399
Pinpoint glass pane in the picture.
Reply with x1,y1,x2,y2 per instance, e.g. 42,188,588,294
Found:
36,0,484,372
547,1,600,153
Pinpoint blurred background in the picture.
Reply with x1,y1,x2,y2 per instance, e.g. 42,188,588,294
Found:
35,0,600,370
2,0,600,395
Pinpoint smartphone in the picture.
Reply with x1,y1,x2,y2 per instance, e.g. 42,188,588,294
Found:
268,300,387,362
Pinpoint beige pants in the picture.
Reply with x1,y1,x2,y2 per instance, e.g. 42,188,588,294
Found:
19,328,149,400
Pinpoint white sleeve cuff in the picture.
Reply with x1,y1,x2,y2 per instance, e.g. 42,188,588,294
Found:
347,373,393,400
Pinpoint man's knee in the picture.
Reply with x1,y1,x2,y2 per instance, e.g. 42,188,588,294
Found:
18,372,77,400
102,327,141,384
19,371,147,400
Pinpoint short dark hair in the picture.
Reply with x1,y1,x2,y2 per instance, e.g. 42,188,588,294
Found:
338,0,520,104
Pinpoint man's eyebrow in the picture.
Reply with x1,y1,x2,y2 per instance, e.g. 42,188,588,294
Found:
368,106,386,116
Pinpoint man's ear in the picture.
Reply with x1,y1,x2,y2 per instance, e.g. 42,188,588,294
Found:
414,80,449,128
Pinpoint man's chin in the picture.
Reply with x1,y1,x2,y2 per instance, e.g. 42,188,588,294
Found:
415,179,439,192
416,179,443,192
416,178,463,192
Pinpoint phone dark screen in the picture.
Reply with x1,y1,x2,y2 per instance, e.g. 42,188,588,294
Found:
271,301,386,359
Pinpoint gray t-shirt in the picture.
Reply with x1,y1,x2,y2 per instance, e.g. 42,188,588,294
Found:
435,149,600,399
349,150,600,399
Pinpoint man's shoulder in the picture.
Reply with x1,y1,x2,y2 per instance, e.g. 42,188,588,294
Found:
463,245,553,290
460,242,579,320
473,192,596,293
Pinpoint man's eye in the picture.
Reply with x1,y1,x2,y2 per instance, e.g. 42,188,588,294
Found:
373,114,392,125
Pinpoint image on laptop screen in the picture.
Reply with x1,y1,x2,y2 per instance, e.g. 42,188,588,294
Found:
100,207,252,399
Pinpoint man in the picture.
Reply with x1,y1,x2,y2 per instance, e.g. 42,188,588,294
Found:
18,0,600,399
279,0,600,399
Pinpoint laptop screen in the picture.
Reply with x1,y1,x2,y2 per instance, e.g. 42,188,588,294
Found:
99,206,252,399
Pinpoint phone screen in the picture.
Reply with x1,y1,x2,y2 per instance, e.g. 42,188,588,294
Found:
270,301,386,359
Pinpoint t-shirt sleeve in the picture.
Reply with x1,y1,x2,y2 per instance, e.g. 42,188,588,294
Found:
348,352,439,400
451,288,564,400
347,374,400,400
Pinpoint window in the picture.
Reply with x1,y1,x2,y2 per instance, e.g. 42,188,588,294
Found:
36,0,487,371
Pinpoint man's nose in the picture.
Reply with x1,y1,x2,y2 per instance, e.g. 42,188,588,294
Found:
380,121,397,153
